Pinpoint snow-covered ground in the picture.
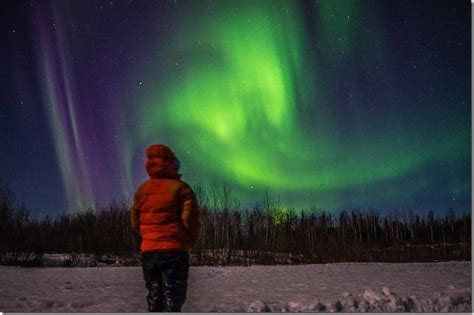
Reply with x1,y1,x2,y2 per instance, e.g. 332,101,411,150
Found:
0,261,470,312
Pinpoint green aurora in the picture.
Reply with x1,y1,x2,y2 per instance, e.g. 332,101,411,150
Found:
118,1,470,211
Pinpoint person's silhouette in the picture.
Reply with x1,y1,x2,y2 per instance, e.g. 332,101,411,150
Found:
131,144,201,312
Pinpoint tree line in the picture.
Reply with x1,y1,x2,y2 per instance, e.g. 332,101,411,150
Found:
0,183,470,263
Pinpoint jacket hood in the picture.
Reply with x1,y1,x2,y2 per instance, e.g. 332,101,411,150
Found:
145,144,181,179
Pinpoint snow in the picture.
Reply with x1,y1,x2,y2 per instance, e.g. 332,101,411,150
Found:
0,261,470,312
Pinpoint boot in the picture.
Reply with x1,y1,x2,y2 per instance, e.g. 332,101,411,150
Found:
146,282,163,312
162,277,187,312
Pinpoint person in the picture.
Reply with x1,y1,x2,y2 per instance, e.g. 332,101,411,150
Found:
130,144,201,312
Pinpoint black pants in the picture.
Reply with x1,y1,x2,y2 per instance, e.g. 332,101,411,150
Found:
141,251,190,312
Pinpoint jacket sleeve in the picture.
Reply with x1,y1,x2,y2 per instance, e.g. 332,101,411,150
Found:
179,184,202,246
130,192,141,233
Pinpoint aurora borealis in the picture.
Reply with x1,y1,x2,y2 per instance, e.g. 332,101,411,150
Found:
1,0,471,216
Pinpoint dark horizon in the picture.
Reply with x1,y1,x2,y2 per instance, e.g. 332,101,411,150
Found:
0,180,470,222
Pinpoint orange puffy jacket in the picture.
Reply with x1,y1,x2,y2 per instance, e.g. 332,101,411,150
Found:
130,145,202,253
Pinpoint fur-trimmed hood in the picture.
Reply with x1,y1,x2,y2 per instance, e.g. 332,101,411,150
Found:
145,144,181,179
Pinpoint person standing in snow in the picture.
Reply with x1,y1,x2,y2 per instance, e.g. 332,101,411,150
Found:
130,144,202,312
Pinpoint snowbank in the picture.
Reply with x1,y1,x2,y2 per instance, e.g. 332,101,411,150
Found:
247,287,471,312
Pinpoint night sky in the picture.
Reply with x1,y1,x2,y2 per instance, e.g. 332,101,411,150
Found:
0,0,471,217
